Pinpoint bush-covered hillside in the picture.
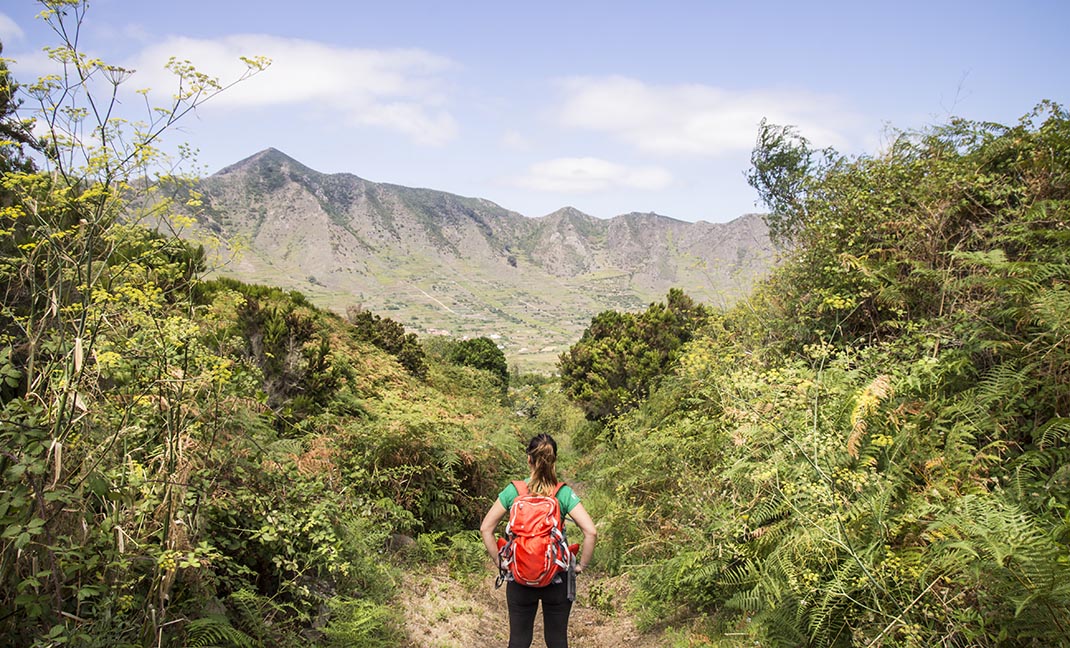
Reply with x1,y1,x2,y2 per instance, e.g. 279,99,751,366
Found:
579,103,1070,646
0,170,528,645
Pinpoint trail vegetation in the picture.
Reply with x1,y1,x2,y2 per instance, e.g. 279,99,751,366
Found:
574,102,1070,646
2,3,1069,647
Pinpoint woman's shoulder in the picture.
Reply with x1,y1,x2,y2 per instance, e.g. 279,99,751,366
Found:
557,483,581,512
497,480,523,507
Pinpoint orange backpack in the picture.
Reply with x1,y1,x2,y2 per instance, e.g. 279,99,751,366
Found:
496,481,578,588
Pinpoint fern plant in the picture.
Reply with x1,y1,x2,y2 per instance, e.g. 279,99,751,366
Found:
185,615,255,648
319,597,402,648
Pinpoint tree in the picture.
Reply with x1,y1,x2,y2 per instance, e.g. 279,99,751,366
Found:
559,289,708,422
745,118,834,248
448,336,509,392
345,304,428,378
0,40,39,175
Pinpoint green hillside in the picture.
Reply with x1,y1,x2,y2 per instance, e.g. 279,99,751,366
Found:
576,102,1070,646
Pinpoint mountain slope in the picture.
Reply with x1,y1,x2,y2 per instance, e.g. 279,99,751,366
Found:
188,148,775,370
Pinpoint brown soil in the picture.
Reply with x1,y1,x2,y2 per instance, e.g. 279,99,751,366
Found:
398,565,668,648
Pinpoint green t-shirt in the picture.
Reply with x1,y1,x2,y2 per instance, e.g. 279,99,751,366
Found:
498,481,580,517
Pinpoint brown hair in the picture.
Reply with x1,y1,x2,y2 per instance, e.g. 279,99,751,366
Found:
527,433,559,495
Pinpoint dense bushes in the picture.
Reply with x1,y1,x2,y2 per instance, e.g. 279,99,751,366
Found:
0,217,519,644
446,337,509,393
345,304,428,379
559,288,708,422
0,205,516,644
581,103,1070,646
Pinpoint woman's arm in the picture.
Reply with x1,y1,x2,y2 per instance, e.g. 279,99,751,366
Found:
479,500,507,564
568,502,597,574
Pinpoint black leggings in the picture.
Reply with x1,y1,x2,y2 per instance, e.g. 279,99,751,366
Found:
506,579,572,648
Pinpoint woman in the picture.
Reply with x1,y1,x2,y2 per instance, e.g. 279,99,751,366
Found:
480,433,597,648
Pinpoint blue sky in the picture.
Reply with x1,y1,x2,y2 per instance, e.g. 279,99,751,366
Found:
2,1,1067,223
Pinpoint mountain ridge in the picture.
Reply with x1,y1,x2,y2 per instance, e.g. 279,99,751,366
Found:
184,148,776,371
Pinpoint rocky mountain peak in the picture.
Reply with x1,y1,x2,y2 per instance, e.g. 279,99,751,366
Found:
215,147,320,179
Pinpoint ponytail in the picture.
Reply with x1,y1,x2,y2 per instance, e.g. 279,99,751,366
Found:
527,433,559,495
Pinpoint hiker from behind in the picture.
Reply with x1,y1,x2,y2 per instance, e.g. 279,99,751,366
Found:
480,433,597,648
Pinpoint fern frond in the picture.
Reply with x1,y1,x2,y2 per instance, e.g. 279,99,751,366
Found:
268,437,304,457
747,497,790,528
848,375,894,459
725,586,764,613
717,560,759,591
975,362,1031,409
1034,416,1070,449
227,589,282,641
798,553,868,645
927,494,1070,640
185,615,255,648
320,597,402,648
1006,447,1070,502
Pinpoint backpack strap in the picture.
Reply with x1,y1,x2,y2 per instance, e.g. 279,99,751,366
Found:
512,480,528,498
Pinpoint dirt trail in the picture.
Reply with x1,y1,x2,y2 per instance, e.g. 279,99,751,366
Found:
399,565,666,648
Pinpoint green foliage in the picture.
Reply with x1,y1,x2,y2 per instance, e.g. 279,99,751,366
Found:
559,288,709,423
340,412,510,532
345,304,428,379
745,118,834,248
584,103,1070,646
743,100,1070,358
0,12,267,638
320,597,403,648
185,615,255,648
389,529,487,592
194,278,349,424
447,336,509,393
445,530,489,580
585,581,616,616
423,335,510,398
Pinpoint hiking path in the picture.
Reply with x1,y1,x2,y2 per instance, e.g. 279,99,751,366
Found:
399,564,667,648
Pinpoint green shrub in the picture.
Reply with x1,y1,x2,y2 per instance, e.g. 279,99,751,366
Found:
320,597,403,648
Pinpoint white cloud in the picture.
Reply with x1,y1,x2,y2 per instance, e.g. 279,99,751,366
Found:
557,75,855,156
515,157,673,193
501,130,532,151
122,34,458,145
0,13,24,43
